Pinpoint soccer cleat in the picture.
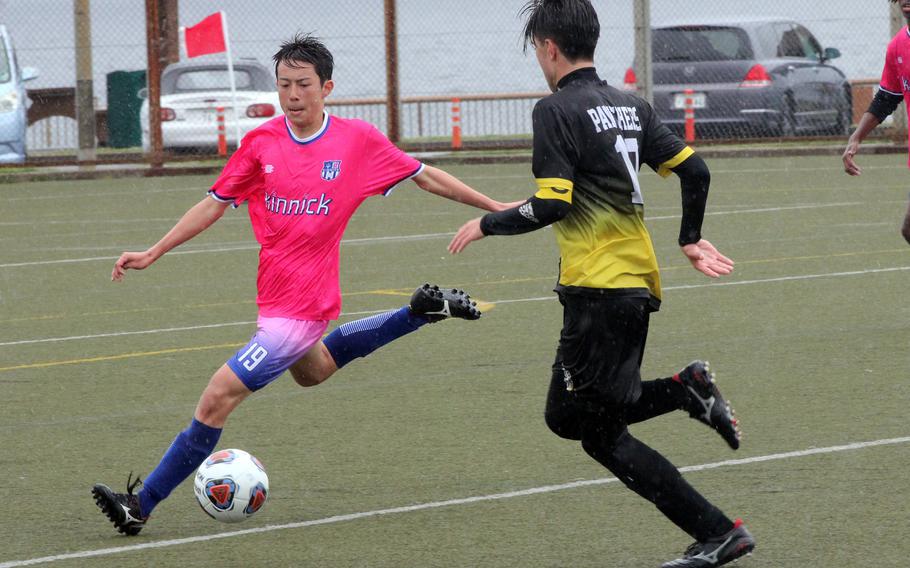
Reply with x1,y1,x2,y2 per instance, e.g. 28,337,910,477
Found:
673,360,741,450
409,283,481,322
661,519,756,567
91,473,147,536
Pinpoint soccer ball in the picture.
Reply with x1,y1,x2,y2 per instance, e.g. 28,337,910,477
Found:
194,448,269,523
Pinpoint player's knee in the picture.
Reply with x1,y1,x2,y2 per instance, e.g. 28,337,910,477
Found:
290,344,337,388
291,366,328,387
580,427,624,464
195,366,250,427
544,408,584,440
195,388,234,427
901,222,910,244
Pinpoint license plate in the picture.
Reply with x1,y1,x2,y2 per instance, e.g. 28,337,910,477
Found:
195,108,234,122
673,92,706,110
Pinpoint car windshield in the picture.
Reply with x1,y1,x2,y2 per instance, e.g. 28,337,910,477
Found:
0,41,11,83
653,26,753,62
170,69,260,94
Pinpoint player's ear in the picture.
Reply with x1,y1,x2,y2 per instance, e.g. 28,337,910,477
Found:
321,79,334,99
545,38,560,62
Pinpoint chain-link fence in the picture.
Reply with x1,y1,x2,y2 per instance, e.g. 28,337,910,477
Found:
0,0,902,158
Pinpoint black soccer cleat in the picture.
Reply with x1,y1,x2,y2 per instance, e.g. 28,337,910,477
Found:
674,360,741,450
661,519,756,567
409,283,481,322
92,473,147,536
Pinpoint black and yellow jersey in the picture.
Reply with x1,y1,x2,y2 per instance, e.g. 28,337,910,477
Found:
532,67,692,303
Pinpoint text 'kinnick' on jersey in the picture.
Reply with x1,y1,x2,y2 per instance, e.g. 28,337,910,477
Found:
264,192,333,216
586,105,642,134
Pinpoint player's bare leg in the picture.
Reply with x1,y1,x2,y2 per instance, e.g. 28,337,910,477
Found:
290,343,338,387
194,364,254,428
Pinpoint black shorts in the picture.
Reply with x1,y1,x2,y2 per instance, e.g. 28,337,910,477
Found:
545,293,654,439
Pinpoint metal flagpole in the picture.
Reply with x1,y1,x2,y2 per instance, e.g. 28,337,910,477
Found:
220,10,241,148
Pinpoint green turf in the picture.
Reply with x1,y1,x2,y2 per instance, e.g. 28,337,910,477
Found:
1,154,909,567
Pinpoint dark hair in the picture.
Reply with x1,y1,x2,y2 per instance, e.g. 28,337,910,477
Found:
520,0,599,62
272,33,334,83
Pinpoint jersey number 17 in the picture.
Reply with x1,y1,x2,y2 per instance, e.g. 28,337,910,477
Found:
615,137,643,205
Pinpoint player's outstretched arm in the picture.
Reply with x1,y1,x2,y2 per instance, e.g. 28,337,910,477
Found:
669,153,734,278
412,165,512,212
449,195,571,254
845,89,901,176
112,197,230,281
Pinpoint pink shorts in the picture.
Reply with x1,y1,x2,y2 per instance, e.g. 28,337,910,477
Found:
226,316,329,391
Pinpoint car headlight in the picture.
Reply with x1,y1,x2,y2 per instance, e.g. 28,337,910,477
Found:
0,91,19,113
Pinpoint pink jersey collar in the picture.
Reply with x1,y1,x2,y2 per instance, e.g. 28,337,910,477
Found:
285,112,330,145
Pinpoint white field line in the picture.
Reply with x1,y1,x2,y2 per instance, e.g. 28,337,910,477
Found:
1,435,907,568
0,232,457,269
0,201,877,269
0,307,395,347
3,186,212,202
649,201,863,221
3,264,909,348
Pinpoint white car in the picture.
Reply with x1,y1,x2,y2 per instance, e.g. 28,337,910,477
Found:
141,60,280,152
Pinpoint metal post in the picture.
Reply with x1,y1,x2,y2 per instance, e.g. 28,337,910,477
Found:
633,0,652,104
891,2,907,141
74,0,96,162
159,0,180,66
145,0,163,167
384,0,401,143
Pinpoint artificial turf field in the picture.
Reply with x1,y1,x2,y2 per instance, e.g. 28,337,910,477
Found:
1,153,909,567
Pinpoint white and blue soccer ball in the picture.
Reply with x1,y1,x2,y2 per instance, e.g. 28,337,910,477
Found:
194,448,269,523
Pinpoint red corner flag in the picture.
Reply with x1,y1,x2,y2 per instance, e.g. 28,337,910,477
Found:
183,12,226,58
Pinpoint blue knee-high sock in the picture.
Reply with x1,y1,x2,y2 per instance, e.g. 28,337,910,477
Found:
138,418,222,518
323,306,428,369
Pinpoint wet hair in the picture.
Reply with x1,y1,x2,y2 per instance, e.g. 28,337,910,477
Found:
520,0,599,62
272,33,334,83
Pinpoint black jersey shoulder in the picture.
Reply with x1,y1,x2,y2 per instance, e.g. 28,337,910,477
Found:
536,71,656,134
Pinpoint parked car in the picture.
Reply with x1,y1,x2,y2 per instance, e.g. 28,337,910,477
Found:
0,24,38,163
624,19,852,138
141,60,280,152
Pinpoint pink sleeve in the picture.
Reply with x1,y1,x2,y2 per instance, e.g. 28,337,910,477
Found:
361,126,423,197
881,40,902,95
208,140,262,206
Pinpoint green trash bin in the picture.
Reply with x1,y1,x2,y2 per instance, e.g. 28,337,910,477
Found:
106,70,146,148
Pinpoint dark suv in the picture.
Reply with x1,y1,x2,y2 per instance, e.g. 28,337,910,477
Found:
626,18,852,138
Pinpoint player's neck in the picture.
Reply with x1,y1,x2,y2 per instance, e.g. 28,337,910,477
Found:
553,60,595,88
286,111,327,140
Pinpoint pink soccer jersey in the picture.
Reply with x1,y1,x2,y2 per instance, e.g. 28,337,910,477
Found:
880,26,910,166
209,113,424,320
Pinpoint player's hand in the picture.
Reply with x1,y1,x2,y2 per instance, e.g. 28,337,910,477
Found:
843,139,862,176
494,199,526,212
448,218,485,254
112,250,156,282
681,239,734,278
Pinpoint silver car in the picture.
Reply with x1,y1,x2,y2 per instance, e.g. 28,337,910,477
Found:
626,18,852,138
0,24,38,163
